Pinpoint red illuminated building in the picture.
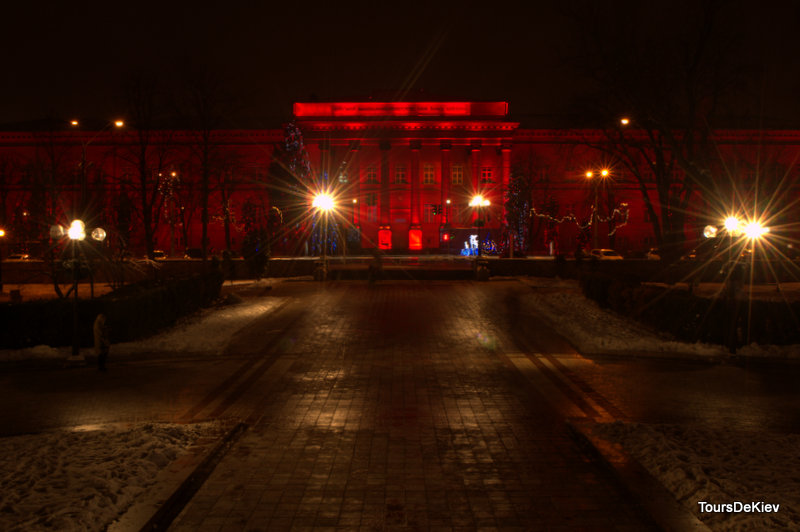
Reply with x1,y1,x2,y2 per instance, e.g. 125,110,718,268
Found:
294,101,515,253
0,99,798,258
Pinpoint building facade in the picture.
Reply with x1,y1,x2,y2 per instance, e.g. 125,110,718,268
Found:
294,101,515,254
0,100,798,258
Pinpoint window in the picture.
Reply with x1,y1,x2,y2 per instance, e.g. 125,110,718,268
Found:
481,167,493,183
451,164,463,185
365,166,378,184
365,192,377,206
367,206,378,223
394,165,406,184
423,164,436,185
338,172,348,183
423,203,437,223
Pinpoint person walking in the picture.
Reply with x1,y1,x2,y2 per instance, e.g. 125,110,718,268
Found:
93,313,110,371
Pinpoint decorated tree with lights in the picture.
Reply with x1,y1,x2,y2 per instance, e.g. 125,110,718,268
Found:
267,122,314,255
504,166,533,255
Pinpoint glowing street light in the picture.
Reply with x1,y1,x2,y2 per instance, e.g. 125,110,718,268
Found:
312,193,335,212
70,119,125,216
743,221,769,240
469,194,491,257
586,168,610,248
61,219,106,363
312,193,336,276
724,216,741,235
68,219,86,240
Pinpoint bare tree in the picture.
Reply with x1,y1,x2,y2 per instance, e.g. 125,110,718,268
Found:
120,73,175,259
174,66,239,261
566,0,749,256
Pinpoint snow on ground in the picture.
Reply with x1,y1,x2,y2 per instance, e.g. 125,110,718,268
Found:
517,276,800,530
517,276,800,360
0,281,279,530
2,277,799,530
0,283,281,362
593,422,800,531
112,296,281,356
0,421,222,532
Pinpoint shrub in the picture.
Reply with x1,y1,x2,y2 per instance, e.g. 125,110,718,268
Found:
579,273,800,347
0,272,223,349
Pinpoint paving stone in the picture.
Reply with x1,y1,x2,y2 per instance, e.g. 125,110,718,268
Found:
160,282,657,530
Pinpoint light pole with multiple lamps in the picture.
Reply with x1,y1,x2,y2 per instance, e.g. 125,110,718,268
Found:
70,119,124,215
704,215,770,353
585,168,609,249
52,220,106,363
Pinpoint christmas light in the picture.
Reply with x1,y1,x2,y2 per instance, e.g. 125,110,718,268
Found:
529,203,630,236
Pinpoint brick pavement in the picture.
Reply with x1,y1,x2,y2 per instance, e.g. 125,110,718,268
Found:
168,281,655,531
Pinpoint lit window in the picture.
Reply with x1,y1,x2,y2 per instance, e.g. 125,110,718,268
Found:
451,165,463,185
366,166,378,184
394,165,406,184
423,164,436,185
481,167,493,183
338,172,348,183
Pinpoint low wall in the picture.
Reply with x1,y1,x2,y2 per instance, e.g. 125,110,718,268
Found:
2,256,799,284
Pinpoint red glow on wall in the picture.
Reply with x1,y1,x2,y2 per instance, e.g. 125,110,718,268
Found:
294,101,508,118
378,228,392,250
408,229,423,250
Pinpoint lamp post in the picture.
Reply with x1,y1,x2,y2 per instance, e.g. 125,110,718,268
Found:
706,216,769,353
586,169,609,249
312,193,335,279
61,219,106,363
70,119,124,216
469,194,490,257
0,228,5,293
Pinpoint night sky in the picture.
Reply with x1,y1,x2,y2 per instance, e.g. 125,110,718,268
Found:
2,0,799,128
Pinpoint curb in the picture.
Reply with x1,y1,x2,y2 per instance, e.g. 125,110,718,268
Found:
567,419,711,532
108,421,248,532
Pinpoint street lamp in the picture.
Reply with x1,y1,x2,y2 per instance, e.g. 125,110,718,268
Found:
706,215,770,354
60,219,106,363
469,194,490,257
0,228,5,293
70,119,124,217
586,169,609,248
312,192,335,278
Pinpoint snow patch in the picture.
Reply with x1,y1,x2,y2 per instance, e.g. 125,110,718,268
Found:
0,422,221,532
594,421,800,531
519,278,735,358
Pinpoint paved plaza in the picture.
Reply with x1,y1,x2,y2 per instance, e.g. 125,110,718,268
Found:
16,277,795,529
158,281,655,530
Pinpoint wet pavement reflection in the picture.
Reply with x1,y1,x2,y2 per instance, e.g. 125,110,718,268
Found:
168,281,655,530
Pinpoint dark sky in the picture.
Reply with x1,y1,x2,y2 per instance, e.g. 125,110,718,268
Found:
2,0,799,128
